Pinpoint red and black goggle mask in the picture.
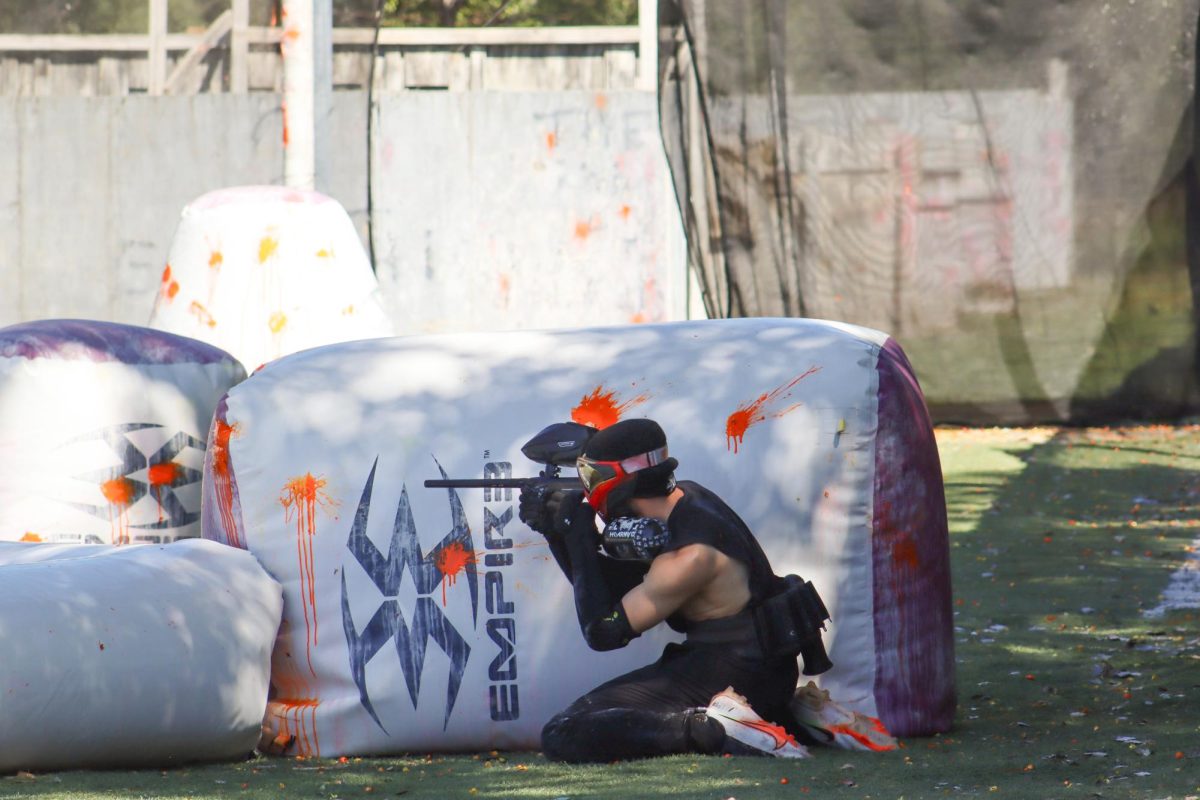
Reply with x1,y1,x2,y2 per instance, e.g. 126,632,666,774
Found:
576,445,670,520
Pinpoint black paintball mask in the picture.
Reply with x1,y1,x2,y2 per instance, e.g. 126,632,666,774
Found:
576,418,678,522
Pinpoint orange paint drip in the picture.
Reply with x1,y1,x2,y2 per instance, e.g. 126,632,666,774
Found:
280,473,337,676
101,477,134,545
208,250,223,268
259,235,279,264
546,131,557,150
573,220,592,240
724,367,822,453
188,301,216,328
435,542,477,606
571,386,650,430
210,419,243,544
268,311,288,333
619,204,631,220
19,532,42,542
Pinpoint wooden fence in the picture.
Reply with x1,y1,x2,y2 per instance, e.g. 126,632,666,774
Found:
0,1,646,96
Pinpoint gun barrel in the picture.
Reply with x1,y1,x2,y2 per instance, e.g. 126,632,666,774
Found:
423,477,578,490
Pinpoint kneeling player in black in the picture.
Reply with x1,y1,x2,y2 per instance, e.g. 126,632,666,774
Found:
519,418,833,762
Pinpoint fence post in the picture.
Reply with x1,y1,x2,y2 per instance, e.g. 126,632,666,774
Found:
231,0,249,92
148,0,168,95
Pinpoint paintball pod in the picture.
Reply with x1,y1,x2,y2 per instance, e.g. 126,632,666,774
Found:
423,421,597,493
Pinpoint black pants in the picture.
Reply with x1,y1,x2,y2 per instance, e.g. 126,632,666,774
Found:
541,641,799,763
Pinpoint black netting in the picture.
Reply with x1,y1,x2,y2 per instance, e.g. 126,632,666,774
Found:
659,0,1200,424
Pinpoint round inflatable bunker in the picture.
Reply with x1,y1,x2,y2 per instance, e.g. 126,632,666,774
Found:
0,538,283,773
148,186,394,371
0,319,246,545
202,318,954,755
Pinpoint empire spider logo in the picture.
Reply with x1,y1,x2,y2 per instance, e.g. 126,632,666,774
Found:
68,422,205,537
340,458,479,731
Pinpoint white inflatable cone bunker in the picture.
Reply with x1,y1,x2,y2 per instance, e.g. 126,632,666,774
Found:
148,186,394,372
202,318,954,756
0,319,246,545
0,538,282,773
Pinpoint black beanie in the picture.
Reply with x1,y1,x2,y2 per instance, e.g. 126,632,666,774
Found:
583,418,679,497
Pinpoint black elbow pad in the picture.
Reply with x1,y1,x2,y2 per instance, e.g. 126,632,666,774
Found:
582,605,639,651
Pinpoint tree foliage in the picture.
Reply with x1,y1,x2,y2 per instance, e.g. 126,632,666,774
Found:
0,0,636,34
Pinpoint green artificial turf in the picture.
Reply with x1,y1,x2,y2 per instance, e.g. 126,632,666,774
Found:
4,425,1199,800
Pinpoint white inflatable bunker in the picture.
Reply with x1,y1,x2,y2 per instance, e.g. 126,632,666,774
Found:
0,538,283,773
148,186,394,371
0,320,246,545
202,318,954,756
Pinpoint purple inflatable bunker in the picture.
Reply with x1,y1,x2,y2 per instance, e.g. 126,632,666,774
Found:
202,318,954,756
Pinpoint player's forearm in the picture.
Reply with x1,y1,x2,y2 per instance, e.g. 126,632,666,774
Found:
563,512,639,651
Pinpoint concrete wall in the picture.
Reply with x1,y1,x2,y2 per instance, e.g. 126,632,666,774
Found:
0,91,691,333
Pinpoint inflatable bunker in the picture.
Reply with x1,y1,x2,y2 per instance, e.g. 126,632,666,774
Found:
0,319,245,545
148,186,394,372
0,538,282,773
202,318,954,756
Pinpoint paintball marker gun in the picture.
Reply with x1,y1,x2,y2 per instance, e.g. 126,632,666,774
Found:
423,421,597,492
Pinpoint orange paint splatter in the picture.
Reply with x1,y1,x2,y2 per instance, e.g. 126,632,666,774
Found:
259,236,279,264
209,419,243,548
436,542,478,606
269,312,288,333
574,220,593,240
148,462,179,486
188,301,216,328
619,204,631,220
280,473,337,676
546,132,557,150
594,93,608,110
497,273,511,307
571,386,650,430
148,462,181,524
208,250,223,268
724,367,822,453
19,532,42,542
101,477,134,505
101,477,135,544
159,264,180,301
630,312,647,324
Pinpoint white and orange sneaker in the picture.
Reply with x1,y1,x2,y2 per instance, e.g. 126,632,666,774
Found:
705,688,810,758
789,681,898,752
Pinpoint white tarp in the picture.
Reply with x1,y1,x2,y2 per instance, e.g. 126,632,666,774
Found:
203,317,954,755
148,186,394,372
0,320,245,545
0,538,282,772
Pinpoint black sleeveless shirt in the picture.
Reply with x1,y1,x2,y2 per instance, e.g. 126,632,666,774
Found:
661,480,781,634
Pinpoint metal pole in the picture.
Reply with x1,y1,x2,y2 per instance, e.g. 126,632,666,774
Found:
636,0,657,92
282,0,333,190
147,0,168,95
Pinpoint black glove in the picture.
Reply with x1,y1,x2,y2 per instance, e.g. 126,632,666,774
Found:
518,482,557,537
548,489,588,536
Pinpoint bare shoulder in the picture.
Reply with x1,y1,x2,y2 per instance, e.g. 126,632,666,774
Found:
646,544,721,587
